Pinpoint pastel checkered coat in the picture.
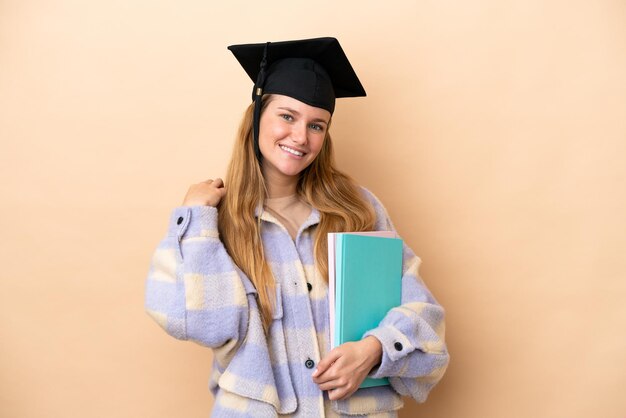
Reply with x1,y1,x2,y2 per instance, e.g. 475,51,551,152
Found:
144,187,449,417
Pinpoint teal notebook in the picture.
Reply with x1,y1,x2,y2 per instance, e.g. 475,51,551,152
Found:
333,233,403,388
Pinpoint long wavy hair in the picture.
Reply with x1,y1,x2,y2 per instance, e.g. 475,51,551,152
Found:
217,95,376,333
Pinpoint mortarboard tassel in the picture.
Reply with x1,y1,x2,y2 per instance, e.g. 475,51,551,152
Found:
252,42,270,161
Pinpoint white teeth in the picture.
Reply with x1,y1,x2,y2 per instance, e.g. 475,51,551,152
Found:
279,145,304,156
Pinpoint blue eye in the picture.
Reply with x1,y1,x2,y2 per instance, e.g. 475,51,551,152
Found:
309,124,323,131
281,114,294,121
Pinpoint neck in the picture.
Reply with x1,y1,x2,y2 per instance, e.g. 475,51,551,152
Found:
262,166,298,198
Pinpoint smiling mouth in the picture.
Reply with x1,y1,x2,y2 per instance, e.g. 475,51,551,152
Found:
279,144,305,157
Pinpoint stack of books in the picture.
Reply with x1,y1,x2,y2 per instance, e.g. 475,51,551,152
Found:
327,231,403,388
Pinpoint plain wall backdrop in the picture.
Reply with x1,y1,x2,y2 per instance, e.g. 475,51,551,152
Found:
1,0,625,417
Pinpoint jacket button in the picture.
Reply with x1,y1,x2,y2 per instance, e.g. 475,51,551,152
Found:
394,342,403,351
307,282,312,292
176,216,184,225
305,358,315,369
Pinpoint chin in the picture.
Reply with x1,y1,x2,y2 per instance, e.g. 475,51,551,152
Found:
280,161,312,176
279,168,305,177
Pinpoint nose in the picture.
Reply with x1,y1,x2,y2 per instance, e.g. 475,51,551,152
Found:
290,122,308,146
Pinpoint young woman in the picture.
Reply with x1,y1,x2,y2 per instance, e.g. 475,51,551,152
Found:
145,37,449,417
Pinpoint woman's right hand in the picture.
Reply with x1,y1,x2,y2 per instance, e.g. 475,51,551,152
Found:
182,178,226,207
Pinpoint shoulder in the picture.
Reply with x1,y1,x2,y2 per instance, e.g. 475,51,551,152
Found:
358,185,396,232
358,185,383,208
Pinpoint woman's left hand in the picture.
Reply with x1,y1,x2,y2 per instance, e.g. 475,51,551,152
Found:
311,336,383,401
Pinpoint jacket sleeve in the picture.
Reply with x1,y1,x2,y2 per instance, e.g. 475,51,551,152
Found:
360,188,450,403
144,205,251,352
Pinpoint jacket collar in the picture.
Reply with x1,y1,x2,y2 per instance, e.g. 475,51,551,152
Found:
254,202,321,229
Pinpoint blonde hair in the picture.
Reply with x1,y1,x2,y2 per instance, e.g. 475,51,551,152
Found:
218,96,376,333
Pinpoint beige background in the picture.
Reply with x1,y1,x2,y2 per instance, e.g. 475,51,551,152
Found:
1,0,625,417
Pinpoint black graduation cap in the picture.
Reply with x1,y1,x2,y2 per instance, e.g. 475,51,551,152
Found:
228,37,366,160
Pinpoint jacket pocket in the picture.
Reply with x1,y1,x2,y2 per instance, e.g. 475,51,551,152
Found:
331,385,404,415
216,282,298,415
266,283,297,413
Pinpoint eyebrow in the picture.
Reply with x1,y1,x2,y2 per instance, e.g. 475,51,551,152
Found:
277,107,329,125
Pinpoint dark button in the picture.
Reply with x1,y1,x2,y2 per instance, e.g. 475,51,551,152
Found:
307,282,312,292
176,216,184,225
394,342,403,351
305,358,315,369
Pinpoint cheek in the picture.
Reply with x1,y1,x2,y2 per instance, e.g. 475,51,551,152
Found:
309,136,326,156
258,130,279,155
260,121,289,144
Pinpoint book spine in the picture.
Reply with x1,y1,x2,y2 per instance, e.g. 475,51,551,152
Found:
334,233,345,348
328,233,336,349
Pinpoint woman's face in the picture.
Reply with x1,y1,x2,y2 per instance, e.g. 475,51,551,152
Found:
258,94,331,182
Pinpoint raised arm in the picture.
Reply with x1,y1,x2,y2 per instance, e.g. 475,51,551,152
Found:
144,179,254,353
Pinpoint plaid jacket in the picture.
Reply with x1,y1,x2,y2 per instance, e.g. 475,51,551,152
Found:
144,187,449,417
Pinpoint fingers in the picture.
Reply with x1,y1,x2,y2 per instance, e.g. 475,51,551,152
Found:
328,385,355,401
182,177,226,207
312,349,342,379
317,375,353,401
203,178,224,186
317,378,343,391
202,178,226,199
317,373,358,400
329,388,347,401
311,342,371,401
